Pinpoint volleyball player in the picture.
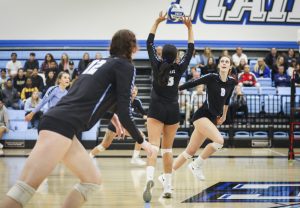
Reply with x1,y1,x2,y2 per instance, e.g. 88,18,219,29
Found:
90,85,148,166
25,71,70,122
172,55,235,181
0,29,155,208
143,12,194,202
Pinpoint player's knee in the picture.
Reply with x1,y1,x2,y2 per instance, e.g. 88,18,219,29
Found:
74,182,101,201
181,150,193,160
211,142,223,151
160,148,172,156
149,144,159,159
6,180,36,207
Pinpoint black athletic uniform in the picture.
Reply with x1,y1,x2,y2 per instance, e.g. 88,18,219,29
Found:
38,58,144,144
108,97,146,132
147,33,194,125
179,73,235,124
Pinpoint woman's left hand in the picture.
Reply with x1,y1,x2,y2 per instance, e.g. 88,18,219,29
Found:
217,116,226,125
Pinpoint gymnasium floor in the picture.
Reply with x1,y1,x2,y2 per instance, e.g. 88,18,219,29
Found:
0,148,299,208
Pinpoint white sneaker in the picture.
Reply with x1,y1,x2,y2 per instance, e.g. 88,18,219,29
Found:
0,143,3,149
143,180,154,202
162,183,172,198
130,157,146,166
188,162,205,181
158,174,174,190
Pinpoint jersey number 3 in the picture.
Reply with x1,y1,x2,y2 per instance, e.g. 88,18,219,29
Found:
82,60,107,75
167,77,174,86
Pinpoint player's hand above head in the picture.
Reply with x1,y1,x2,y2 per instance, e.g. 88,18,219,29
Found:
156,11,167,24
182,16,192,29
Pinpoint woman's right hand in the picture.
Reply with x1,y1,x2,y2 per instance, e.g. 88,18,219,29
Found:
155,11,167,24
182,16,192,29
25,112,34,122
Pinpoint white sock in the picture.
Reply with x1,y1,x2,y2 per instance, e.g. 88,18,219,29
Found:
193,155,205,167
164,173,172,186
96,144,106,152
146,166,155,181
132,150,140,158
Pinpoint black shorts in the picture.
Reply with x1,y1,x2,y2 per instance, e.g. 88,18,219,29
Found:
148,100,180,125
38,116,77,140
192,106,218,125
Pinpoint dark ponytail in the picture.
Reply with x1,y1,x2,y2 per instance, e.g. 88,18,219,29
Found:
158,62,173,86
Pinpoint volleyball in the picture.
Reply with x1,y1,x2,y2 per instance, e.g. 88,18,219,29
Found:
167,3,184,22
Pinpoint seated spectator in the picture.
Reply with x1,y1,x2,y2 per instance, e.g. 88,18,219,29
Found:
58,53,70,72
94,52,103,61
252,58,271,78
274,65,291,87
41,53,56,73
31,68,44,92
232,47,248,67
264,48,278,70
0,69,8,90
201,56,217,75
287,58,297,77
78,52,91,74
272,55,288,80
2,79,20,109
66,61,75,78
24,91,42,129
0,99,9,149
187,49,203,76
235,58,247,74
238,65,260,87
6,53,22,78
229,85,248,124
44,70,56,94
294,63,300,86
21,78,38,102
286,48,296,66
13,68,26,95
200,47,213,65
45,61,59,80
24,52,39,73
71,69,79,86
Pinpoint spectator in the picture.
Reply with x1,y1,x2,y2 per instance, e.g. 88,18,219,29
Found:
274,65,291,87
6,53,22,78
0,99,9,149
272,55,287,80
24,91,42,129
232,47,248,67
0,69,8,90
78,52,91,74
156,46,163,59
287,58,297,77
264,48,278,70
200,47,213,65
67,61,75,78
229,85,248,124
13,68,26,95
238,65,260,87
188,49,203,72
71,69,79,86
2,79,20,109
252,58,271,78
41,53,56,73
94,52,102,60
20,77,38,102
218,50,230,64
24,52,39,73
294,63,300,86
201,56,217,75
31,68,44,92
235,58,247,74
286,48,296,66
45,61,59,80
44,70,56,94
58,53,70,72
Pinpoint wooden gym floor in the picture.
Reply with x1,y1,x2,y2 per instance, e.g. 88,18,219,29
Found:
0,148,299,208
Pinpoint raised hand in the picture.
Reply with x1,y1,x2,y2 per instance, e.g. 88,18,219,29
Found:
155,11,167,24
182,16,192,29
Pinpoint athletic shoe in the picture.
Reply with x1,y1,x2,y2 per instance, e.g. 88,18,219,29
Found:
188,162,205,181
131,157,146,166
162,183,172,198
158,174,174,190
143,180,154,202
0,143,3,149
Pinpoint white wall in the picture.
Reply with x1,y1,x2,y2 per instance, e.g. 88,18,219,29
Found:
0,0,299,44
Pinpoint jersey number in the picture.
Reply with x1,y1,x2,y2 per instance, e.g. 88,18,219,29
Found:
167,77,174,86
82,60,107,75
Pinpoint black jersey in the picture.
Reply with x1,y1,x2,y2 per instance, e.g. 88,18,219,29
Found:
131,98,147,118
44,58,144,144
147,33,194,103
179,73,235,116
